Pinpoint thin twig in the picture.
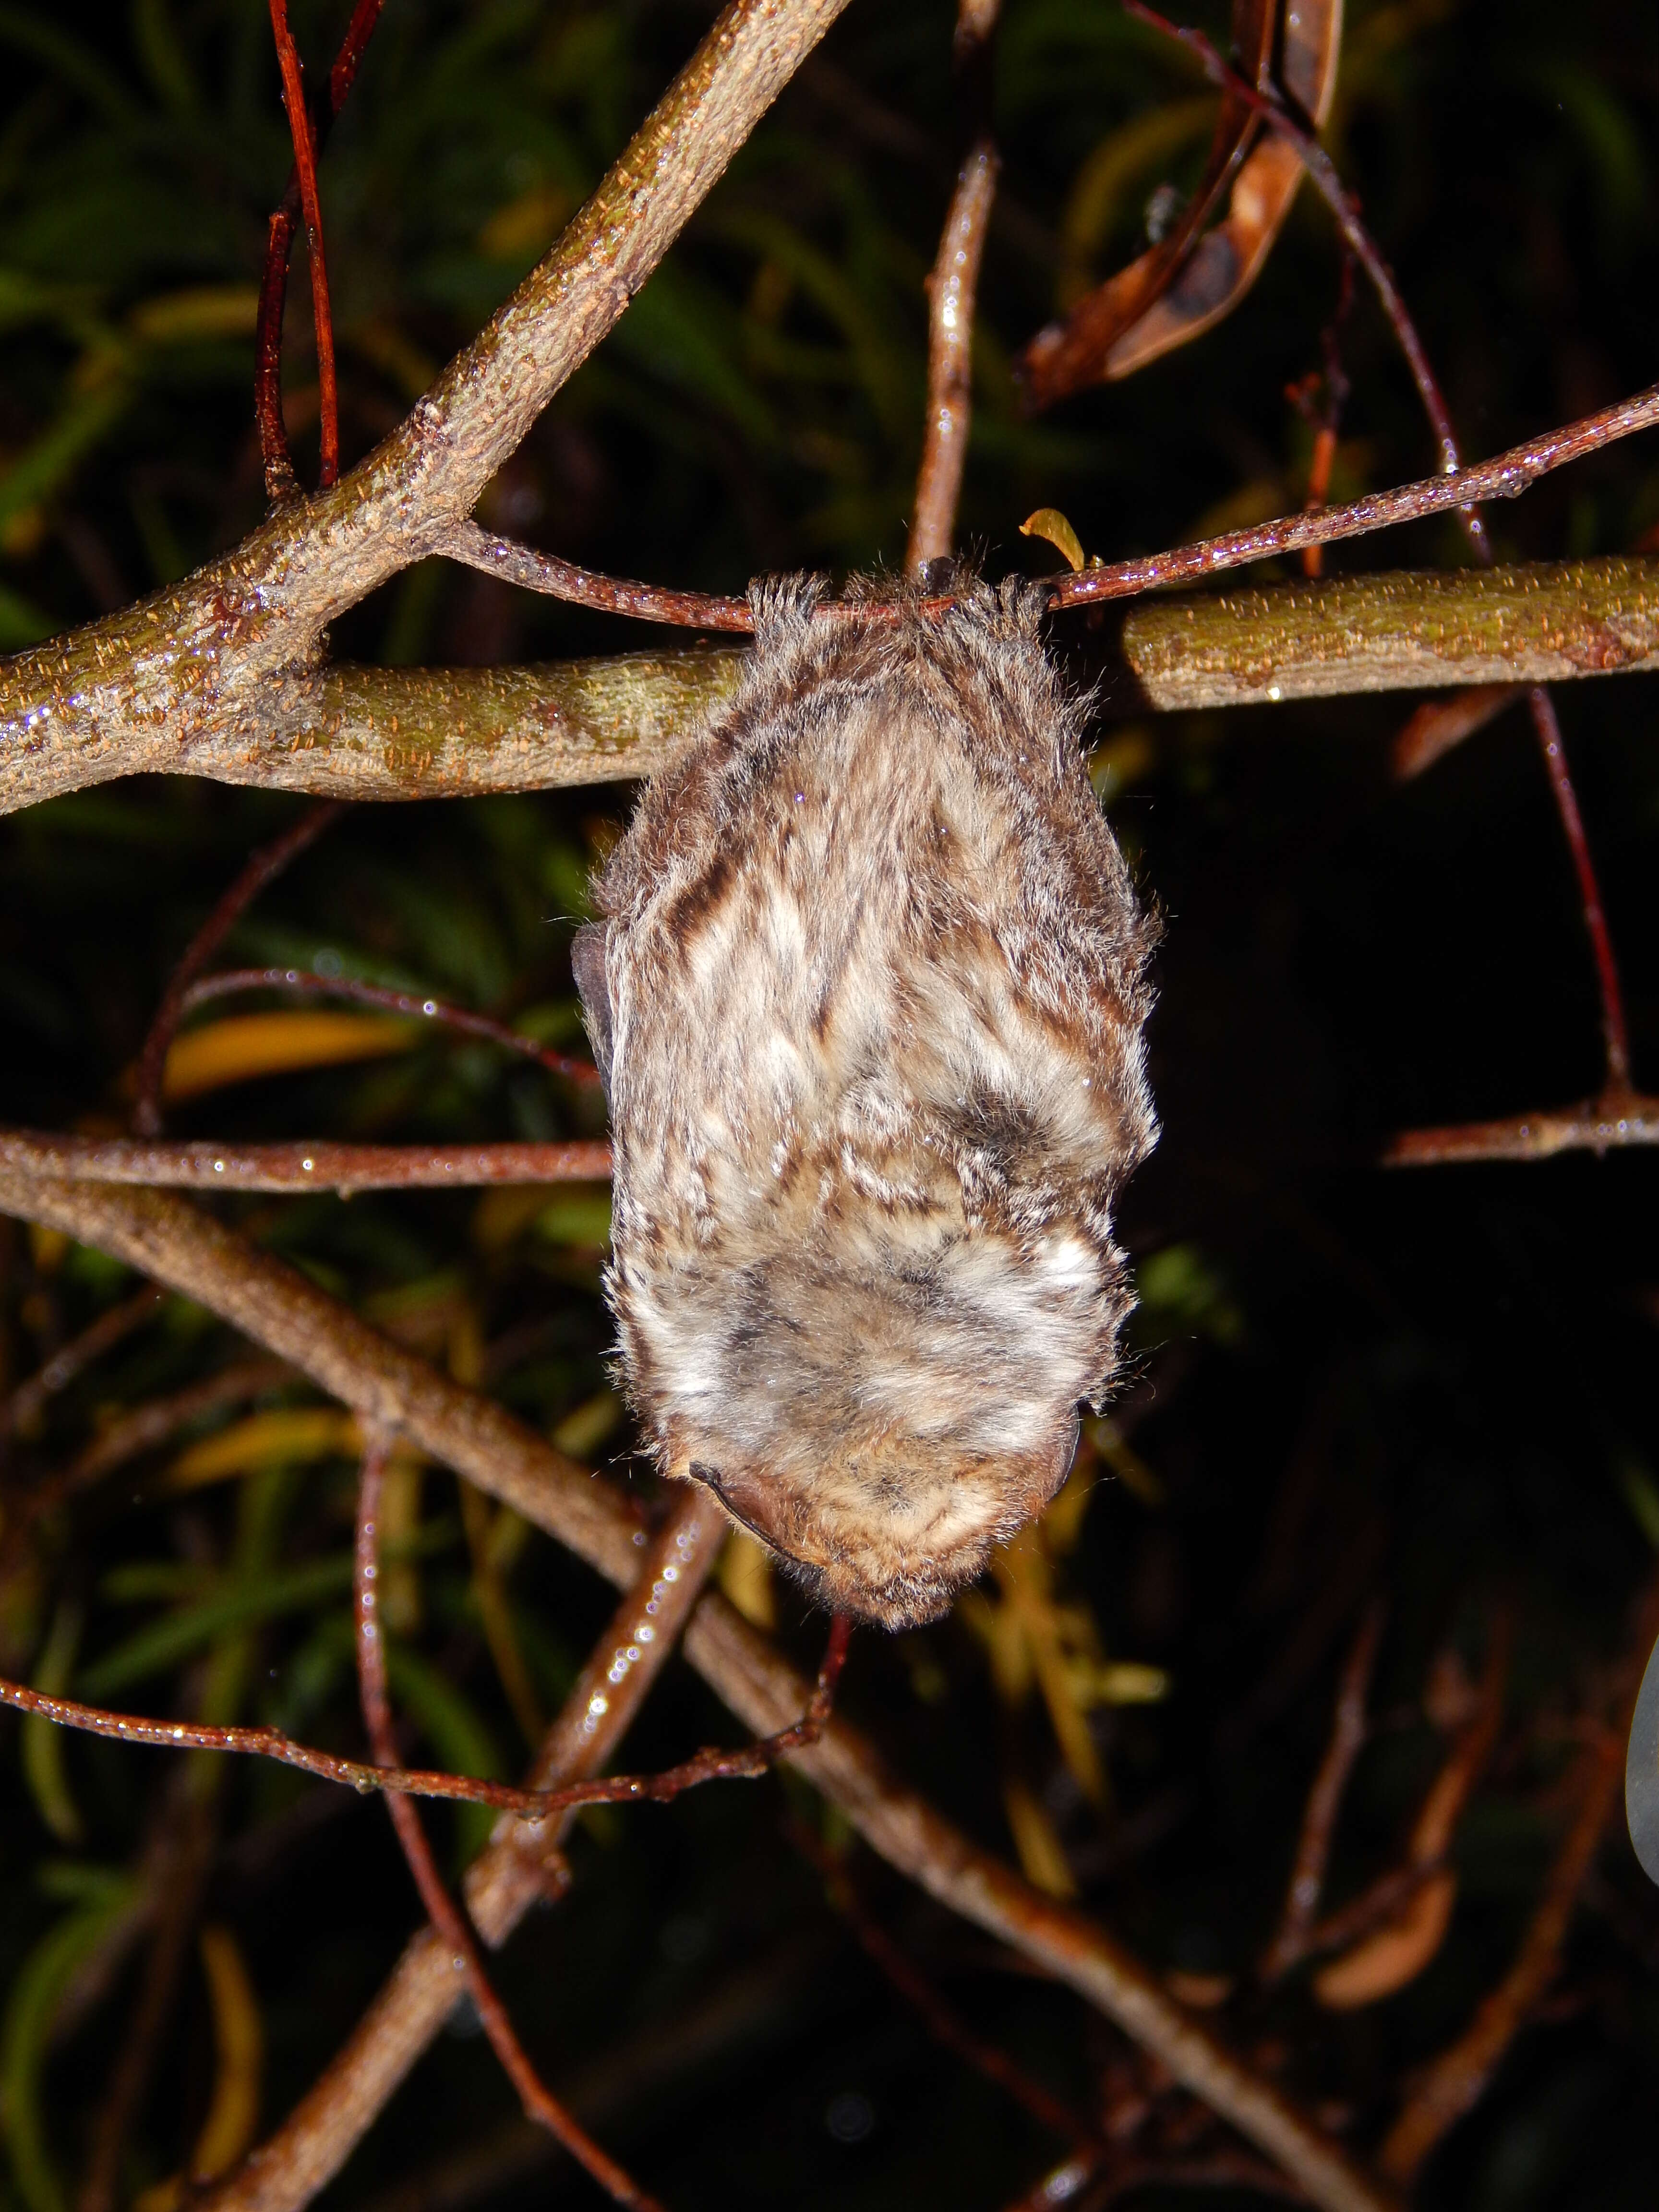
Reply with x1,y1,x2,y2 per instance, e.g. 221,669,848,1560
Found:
907,0,1002,573
180,970,601,1086
354,1439,665,2212
1125,2,1635,1098
1380,1572,1659,2181
794,1822,1097,2149
265,0,339,487
1382,1092,1659,1166
201,1492,723,2212
0,1131,613,1192
1260,1599,1384,1983
1049,383,1659,606
1525,686,1632,1086
907,143,999,574
0,1284,164,1447
256,0,385,495
437,523,753,631
134,801,343,1137
0,1617,851,1820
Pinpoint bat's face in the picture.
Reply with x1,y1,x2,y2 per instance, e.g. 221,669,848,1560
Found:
579,576,1157,1628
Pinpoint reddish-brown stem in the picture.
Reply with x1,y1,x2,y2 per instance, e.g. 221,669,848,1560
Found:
907,142,999,574
1126,2,1635,1093
255,206,302,502
354,1440,664,2212
1260,1599,1384,1983
436,522,754,630
1121,0,1484,551
266,0,339,488
1,1131,613,1192
0,1604,850,1819
795,1825,1097,2150
256,0,386,498
1524,686,1632,1088
133,800,343,1137
1382,1094,1659,1166
0,1284,164,1447
448,376,1659,640
1380,1573,1659,2181
180,970,601,1087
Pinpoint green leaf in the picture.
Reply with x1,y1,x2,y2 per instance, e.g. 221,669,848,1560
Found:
0,1885,140,2212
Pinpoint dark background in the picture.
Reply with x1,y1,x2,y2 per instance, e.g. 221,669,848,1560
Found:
1,1,1658,2206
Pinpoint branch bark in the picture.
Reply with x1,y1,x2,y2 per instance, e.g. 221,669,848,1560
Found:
8,563,1658,816
1119,556,1659,709
0,1168,1395,2212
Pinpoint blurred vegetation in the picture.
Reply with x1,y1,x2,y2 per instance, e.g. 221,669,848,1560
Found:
1,0,1659,2208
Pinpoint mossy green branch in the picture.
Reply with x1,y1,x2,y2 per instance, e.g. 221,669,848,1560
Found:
1120,556,1659,709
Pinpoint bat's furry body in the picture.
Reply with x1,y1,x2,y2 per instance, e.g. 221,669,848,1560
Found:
577,577,1157,1627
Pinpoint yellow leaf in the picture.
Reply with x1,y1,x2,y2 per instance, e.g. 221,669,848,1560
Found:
128,287,260,345
164,1407,363,1489
162,1012,415,1101
1313,1871,1458,2010
1083,1660,1170,1706
191,1926,263,2178
1001,1776,1078,1899
1019,507,1088,573
551,1389,623,1462
718,1530,777,1630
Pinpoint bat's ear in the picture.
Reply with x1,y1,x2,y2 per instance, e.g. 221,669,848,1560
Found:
571,922,615,1102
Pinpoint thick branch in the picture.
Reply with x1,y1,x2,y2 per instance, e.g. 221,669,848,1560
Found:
0,651,743,815
0,1170,1394,2212
8,563,1658,815
1119,557,1659,709
0,0,845,792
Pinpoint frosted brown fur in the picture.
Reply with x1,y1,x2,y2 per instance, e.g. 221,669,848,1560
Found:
577,575,1158,1627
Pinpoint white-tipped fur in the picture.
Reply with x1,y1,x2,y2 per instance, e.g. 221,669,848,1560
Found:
577,575,1158,1627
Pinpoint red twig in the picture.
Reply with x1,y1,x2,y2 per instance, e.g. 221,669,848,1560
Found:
0,1600,851,1819
1125,1,1635,1102
437,522,754,631
180,970,601,1087
133,801,343,1137
1261,1599,1384,1983
794,1826,1096,2150
1525,686,1632,1088
266,0,340,489
256,0,385,497
451,377,1659,637
1,1131,613,1192
355,1439,664,2212
1121,0,1484,550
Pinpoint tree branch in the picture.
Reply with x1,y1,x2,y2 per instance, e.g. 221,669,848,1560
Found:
0,1132,612,1192
7,562,1658,816
0,651,745,816
0,0,850,795
0,1168,1395,2212
1118,556,1659,708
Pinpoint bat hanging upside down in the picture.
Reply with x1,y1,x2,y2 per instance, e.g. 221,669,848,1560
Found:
575,574,1157,1628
